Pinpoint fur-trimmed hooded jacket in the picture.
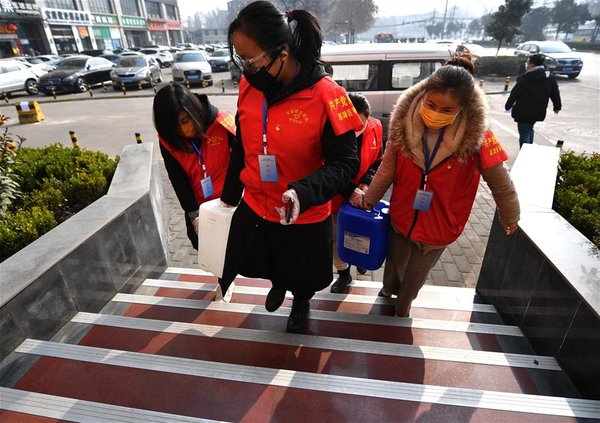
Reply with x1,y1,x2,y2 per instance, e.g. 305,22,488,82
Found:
365,79,520,248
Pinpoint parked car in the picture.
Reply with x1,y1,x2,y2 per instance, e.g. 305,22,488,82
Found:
208,48,231,72
38,55,115,94
177,42,197,50
14,56,51,73
110,55,162,89
34,54,62,71
119,51,144,57
0,59,43,95
139,47,173,68
229,60,241,81
514,41,583,79
99,53,122,64
171,51,212,86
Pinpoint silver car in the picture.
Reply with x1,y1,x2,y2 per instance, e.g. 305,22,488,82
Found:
172,51,213,86
110,55,162,90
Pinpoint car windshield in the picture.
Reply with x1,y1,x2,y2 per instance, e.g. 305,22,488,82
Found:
539,43,572,53
211,50,229,57
119,57,146,67
140,49,155,54
176,53,206,63
57,59,87,69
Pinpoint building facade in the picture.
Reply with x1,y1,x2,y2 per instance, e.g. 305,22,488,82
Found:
0,0,183,57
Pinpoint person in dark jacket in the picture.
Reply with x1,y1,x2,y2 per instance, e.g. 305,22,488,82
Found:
504,53,562,148
153,84,235,250
220,1,361,332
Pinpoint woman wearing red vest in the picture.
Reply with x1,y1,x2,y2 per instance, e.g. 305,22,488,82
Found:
330,92,383,293
220,1,362,332
362,65,520,317
153,84,235,251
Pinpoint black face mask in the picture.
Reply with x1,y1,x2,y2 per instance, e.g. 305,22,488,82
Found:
244,57,284,93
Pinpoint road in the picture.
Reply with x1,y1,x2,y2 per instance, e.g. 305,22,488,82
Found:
1,53,598,161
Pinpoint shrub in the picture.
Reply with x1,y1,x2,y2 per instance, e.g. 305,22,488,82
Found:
553,151,600,248
475,56,528,77
0,143,119,261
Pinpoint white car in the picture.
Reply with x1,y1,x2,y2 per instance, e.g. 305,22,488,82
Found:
171,51,213,86
139,47,173,68
0,59,44,95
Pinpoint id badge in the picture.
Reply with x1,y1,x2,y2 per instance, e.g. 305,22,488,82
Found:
413,189,433,212
258,154,278,182
200,176,214,198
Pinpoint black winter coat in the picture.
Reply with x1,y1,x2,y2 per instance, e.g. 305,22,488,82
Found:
505,68,562,123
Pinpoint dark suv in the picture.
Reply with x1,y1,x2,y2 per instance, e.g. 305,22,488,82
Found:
514,41,583,79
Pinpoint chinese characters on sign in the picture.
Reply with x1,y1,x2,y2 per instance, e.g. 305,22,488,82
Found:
41,7,92,25
0,1,41,17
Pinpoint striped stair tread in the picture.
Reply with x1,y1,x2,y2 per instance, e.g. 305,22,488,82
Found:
8,339,600,421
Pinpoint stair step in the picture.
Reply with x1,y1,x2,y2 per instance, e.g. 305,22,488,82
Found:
12,339,600,420
0,387,211,422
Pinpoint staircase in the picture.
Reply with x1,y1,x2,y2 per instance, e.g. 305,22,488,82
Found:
1,267,599,422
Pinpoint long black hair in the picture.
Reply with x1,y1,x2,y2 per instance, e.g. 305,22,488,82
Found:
424,65,475,107
227,0,323,69
152,84,205,152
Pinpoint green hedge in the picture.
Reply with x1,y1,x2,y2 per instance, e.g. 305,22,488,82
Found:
553,151,600,248
0,144,119,262
565,41,600,52
475,56,528,77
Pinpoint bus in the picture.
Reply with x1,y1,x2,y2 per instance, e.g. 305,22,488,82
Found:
375,33,395,43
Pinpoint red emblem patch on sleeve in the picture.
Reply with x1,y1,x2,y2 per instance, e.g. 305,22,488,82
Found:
217,111,236,135
322,86,363,136
480,129,509,169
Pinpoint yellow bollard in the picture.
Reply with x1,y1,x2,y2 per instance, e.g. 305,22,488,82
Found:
556,140,564,149
504,76,511,91
69,131,79,149
221,79,225,93
87,84,93,97
137,81,142,90
135,132,142,144
232,79,238,89
51,87,56,99
15,101,45,124
2,92,8,103
185,79,190,90
102,81,108,92
479,80,484,89
152,79,157,94
121,82,126,95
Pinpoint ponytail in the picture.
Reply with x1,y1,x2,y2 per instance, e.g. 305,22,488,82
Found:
286,9,323,67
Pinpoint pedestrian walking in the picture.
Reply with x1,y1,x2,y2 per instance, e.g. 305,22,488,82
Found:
330,92,383,293
219,1,362,332
153,84,235,250
505,53,562,148
360,65,520,318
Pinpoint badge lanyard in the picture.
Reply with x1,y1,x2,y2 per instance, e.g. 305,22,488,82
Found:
190,139,215,198
412,127,445,212
258,97,278,182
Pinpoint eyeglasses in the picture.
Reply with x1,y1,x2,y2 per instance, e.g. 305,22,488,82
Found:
232,46,283,74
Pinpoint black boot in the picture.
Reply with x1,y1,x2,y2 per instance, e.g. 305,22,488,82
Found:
287,298,310,333
330,267,352,293
356,267,367,275
265,287,286,312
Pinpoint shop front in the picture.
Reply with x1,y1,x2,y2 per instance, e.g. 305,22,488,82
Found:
0,1,43,57
147,19,167,46
41,7,94,54
92,14,122,51
166,20,181,46
121,15,147,49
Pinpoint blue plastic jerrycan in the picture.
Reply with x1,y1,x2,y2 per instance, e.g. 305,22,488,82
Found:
336,200,390,270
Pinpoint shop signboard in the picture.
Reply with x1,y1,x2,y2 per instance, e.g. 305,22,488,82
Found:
93,14,118,26
0,1,41,18
121,16,146,28
41,7,91,25
147,20,166,31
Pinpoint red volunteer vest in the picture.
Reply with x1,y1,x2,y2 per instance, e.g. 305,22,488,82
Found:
331,116,383,213
159,111,235,205
390,128,508,246
237,76,363,224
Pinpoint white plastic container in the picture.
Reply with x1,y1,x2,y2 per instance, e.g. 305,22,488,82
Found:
197,199,237,278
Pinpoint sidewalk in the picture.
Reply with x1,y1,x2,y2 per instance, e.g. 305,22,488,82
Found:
161,164,498,289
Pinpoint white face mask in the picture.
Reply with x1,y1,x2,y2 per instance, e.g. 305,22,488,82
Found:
355,119,368,137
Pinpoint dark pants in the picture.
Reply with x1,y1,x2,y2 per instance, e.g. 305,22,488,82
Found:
517,121,535,148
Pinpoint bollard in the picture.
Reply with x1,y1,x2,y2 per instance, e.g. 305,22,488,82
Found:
479,80,484,89
121,82,126,95
151,79,157,94
2,92,8,103
87,84,93,97
15,100,45,124
135,132,142,144
102,81,108,92
185,79,190,90
201,81,207,89
51,87,56,100
221,79,225,93
232,79,238,89
556,140,564,149
69,131,79,149
137,81,142,90
504,76,511,92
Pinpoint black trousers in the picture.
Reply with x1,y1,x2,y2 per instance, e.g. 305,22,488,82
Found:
220,200,333,300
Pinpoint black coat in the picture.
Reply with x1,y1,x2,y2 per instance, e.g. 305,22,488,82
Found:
505,68,562,123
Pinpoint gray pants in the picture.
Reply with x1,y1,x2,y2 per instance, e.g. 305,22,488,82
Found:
383,230,445,317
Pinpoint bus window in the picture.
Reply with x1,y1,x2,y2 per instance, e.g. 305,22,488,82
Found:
391,62,442,89
329,63,378,91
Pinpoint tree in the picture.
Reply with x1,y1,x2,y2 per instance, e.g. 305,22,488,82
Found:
485,0,533,54
425,22,445,39
552,0,591,39
520,7,551,41
445,21,462,38
466,19,482,38
324,0,378,44
590,0,600,43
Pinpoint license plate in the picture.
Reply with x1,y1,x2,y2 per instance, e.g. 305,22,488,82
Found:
562,67,573,72
46,86,55,91
122,78,134,84
187,75,199,80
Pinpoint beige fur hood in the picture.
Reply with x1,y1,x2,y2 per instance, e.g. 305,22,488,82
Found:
387,78,489,170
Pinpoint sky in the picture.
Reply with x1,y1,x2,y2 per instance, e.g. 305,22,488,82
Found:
178,0,508,20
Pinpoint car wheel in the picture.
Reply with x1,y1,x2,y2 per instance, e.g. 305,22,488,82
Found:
567,73,579,79
75,77,88,93
25,79,39,95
